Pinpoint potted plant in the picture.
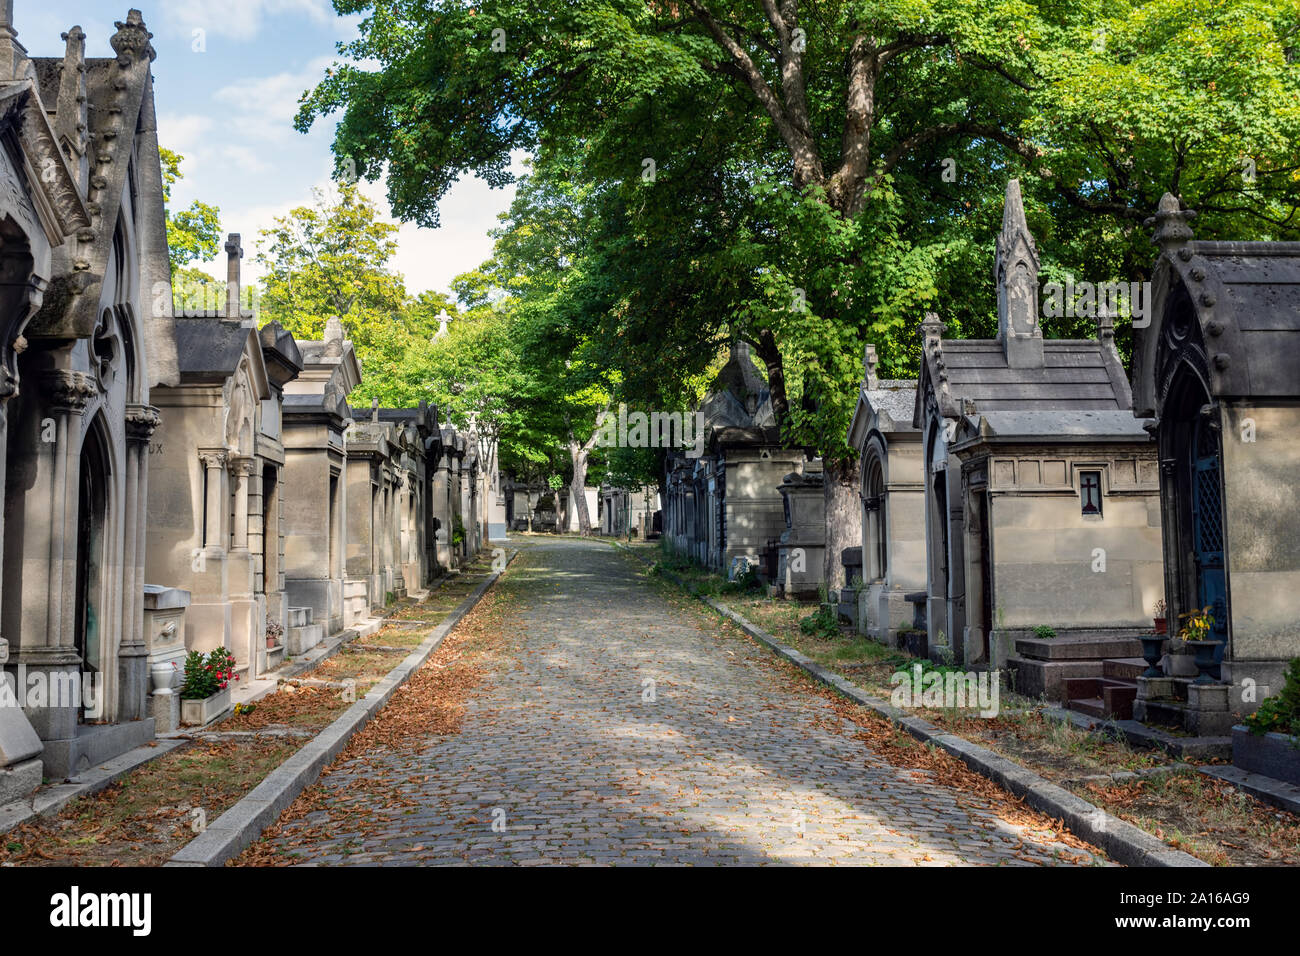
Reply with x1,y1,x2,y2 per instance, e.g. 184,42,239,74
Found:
1178,605,1222,684
1151,598,1167,635
1234,657,1300,786
265,620,284,650
180,647,239,726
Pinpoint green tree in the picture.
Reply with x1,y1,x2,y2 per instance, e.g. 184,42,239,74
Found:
160,147,221,278
298,0,1300,581
254,182,421,405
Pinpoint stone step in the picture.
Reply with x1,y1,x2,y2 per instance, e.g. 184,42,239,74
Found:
1103,680,1137,719
1104,657,1146,680
1014,635,1143,661
1066,697,1109,719
1062,676,1101,700
1006,655,1102,701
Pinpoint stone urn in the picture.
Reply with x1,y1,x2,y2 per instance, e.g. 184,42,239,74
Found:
1138,634,1166,678
1188,640,1225,684
150,660,178,694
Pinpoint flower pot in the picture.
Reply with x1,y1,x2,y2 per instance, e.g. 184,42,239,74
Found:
1138,634,1166,678
1187,640,1224,684
180,687,231,727
1152,616,1167,636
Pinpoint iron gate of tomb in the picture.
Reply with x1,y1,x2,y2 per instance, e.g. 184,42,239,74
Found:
1190,414,1228,665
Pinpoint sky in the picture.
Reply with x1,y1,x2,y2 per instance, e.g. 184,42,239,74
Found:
17,0,521,297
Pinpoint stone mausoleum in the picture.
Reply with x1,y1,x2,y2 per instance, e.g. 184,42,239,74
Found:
916,182,1164,713
1130,194,1300,734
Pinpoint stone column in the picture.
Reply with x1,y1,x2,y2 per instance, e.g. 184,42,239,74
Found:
198,450,228,550
120,404,160,721
230,455,254,551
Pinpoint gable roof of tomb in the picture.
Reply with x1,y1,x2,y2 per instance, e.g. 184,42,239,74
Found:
1133,193,1300,413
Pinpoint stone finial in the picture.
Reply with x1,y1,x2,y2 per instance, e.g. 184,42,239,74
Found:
224,233,243,321
110,9,155,64
1146,192,1196,252
371,397,379,424
323,316,344,357
921,312,944,350
1097,300,1115,345
864,343,879,389
995,178,1044,369
54,26,88,160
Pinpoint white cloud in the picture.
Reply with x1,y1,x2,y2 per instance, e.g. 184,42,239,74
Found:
158,0,334,42
210,55,335,146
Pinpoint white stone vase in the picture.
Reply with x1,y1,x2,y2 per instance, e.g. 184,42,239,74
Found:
150,661,177,694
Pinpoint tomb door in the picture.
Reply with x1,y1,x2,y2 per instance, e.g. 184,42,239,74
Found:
1189,414,1228,664
73,424,109,722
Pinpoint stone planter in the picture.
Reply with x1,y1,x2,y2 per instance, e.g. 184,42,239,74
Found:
180,687,231,727
1232,725,1300,786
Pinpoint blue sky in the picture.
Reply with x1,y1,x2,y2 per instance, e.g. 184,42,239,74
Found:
17,0,520,296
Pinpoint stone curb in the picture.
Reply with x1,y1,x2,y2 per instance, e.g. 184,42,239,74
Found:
1199,764,1300,816
615,544,1206,868
164,552,517,867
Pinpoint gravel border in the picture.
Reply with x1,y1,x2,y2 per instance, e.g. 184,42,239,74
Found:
165,552,516,867
617,543,1206,868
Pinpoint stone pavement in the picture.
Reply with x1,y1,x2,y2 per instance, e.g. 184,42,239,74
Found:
256,538,1105,866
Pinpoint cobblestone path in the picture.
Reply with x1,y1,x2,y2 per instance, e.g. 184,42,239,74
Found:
256,538,1104,866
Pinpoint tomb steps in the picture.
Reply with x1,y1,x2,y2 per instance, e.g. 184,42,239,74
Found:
1062,657,1146,720
1006,632,1143,705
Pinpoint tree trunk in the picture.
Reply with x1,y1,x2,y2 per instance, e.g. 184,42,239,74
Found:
823,455,861,594
569,444,593,536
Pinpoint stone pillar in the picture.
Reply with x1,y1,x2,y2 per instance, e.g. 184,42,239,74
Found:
199,450,228,550
24,370,96,742
119,404,160,721
230,455,254,551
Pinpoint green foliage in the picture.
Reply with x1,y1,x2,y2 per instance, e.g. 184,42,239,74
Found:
1032,625,1058,640
180,647,238,701
799,603,841,640
160,147,221,278
1244,658,1300,737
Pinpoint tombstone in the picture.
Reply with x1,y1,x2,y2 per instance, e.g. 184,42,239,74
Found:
847,344,926,643
915,181,1164,706
1130,194,1300,733
775,465,826,599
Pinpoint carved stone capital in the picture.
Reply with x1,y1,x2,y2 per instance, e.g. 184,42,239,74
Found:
124,403,161,443
198,450,228,471
228,454,257,477
43,369,96,412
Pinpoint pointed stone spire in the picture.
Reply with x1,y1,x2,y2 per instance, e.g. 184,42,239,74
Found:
323,316,344,357
864,343,879,390
995,179,1044,369
224,233,244,322
1147,192,1196,254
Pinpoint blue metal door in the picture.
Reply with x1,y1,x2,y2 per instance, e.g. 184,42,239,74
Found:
1190,419,1228,665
